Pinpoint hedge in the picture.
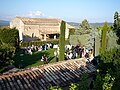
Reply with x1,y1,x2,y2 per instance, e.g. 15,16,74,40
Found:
20,39,69,47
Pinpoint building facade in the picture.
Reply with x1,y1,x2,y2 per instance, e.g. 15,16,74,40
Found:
10,17,74,42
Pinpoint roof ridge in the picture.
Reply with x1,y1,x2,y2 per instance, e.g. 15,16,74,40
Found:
16,16,61,21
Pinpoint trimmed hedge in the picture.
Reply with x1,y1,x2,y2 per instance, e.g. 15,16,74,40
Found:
21,39,69,47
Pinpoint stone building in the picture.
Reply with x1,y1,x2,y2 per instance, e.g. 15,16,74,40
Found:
10,17,74,42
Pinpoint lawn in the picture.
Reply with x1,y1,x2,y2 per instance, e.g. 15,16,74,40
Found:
13,48,57,68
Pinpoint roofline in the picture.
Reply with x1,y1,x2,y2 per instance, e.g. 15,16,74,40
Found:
16,16,62,21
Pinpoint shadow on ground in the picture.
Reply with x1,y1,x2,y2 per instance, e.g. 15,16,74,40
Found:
13,49,56,68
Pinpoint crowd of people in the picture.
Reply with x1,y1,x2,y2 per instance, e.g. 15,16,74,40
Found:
23,43,94,64
53,44,94,63
24,43,58,55
64,45,94,62
23,43,58,64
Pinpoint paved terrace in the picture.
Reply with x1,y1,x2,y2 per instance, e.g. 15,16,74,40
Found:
0,58,96,90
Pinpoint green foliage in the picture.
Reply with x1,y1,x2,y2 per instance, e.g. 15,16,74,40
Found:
75,19,91,35
80,19,91,30
69,34,89,45
96,23,118,55
0,28,18,68
94,47,120,90
97,26,102,32
79,73,89,90
113,11,120,44
85,28,96,49
14,48,56,68
102,73,115,90
0,28,19,49
21,39,69,47
69,28,75,35
69,73,89,90
114,11,119,32
93,70,103,90
59,21,66,61
48,86,62,90
100,47,120,65
94,71,115,90
101,22,110,52
69,83,79,90
0,44,15,66
107,30,118,49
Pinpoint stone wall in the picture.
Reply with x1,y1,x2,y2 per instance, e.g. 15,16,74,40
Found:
10,17,74,42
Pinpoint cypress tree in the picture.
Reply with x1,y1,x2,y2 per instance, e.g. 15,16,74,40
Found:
101,22,109,52
114,11,119,32
113,11,120,44
59,20,66,61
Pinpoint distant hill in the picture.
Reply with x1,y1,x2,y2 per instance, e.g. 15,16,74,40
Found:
90,23,113,28
0,20,9,26
67,22,80,29
67,22,113,29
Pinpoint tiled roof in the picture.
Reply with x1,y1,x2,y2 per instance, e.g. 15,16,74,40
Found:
0,58,96,90
16,17,61,25
40,30,59,34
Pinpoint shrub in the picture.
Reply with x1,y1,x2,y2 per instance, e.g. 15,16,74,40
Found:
0,44,15,66
21,39,69,47
0,28,19,49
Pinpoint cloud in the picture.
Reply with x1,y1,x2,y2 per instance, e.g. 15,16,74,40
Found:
25,11,45,18
0,11,60,20
0,15,15,20
0,11,45,20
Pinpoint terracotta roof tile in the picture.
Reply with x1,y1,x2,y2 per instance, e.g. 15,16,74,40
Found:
17,17,61,24
0,58,96,90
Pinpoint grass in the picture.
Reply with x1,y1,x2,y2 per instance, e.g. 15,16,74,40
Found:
13,48,57,68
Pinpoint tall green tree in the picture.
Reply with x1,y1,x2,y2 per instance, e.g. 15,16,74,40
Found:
75,19,91,35
0,28,19,67
59,20,66,61
101,22,110,52
114,11,119,32
80,19,91,30
0,28,19,49
113,11,120,44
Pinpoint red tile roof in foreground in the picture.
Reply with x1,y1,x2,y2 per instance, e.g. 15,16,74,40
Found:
0,58,96,90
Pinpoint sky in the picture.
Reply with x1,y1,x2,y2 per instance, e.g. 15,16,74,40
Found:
0,0,120,23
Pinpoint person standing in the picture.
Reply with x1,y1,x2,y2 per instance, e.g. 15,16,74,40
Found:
54,50,59,62
42,54,48,64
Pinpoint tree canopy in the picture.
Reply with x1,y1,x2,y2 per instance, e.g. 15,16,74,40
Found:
80,19,91,30
75,19,91,35
113,11,120,44
0,28,19,67
0,27,19,49
101,22,110,52
0,43,15,67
